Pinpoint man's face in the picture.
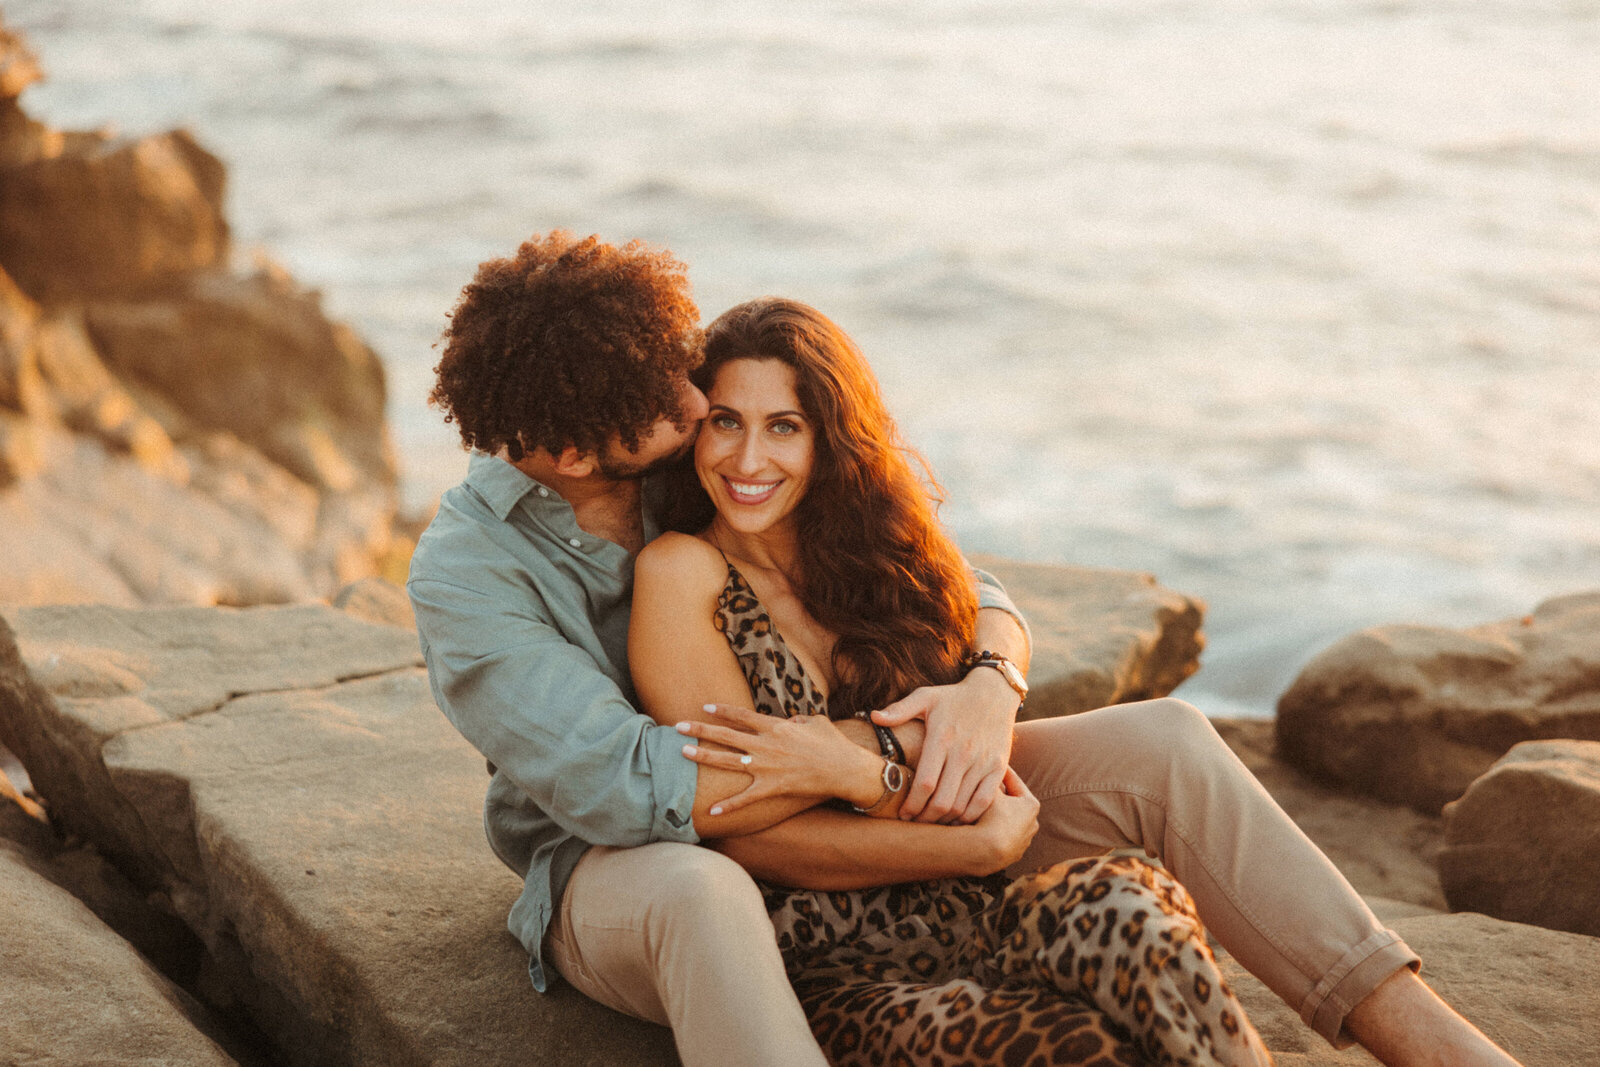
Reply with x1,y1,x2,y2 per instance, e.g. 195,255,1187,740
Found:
594,376,711,480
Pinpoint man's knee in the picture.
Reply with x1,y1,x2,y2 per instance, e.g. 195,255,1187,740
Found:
641,844,769,935
1134,696,1210,736
1120,697,1241,790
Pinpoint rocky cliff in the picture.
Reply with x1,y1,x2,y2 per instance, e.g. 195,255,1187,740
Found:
0,18,406,609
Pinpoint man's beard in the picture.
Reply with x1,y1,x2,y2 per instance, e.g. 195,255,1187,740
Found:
595,424,699,481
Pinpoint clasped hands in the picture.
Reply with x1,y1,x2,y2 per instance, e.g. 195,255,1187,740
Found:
677,665,1028,824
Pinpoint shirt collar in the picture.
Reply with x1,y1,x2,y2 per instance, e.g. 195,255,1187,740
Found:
464,450,667,545
464,451,551,522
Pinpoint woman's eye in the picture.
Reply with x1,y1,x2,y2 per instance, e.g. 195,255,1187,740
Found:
770,420,798,436
712,415,739,430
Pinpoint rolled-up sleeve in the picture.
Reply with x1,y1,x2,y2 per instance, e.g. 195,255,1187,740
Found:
410,576,699,848
972,564,1031,655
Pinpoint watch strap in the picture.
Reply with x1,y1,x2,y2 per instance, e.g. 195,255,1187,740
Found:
850,759,907,814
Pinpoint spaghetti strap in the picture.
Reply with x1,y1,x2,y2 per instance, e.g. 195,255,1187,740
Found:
712,559,827,721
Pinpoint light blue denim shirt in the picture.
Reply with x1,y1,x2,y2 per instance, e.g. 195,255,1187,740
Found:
408,451,1028,991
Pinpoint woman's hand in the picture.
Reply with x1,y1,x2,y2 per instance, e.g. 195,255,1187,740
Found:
677,703,885,817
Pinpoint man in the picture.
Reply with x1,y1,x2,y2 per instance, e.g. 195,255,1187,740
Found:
410,232,1520,1067
407,232,1033,1067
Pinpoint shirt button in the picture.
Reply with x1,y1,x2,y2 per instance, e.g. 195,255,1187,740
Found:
537,487,549,497
568,538,582,548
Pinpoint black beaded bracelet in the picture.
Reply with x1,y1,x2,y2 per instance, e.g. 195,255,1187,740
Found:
872,723,905,766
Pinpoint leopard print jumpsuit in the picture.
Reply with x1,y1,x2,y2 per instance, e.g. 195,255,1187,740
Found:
714,560,1274,1067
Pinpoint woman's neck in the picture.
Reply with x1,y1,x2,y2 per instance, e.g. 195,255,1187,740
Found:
705,515,801,579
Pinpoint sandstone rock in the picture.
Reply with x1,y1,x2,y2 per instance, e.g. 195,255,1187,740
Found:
0,759,52,855
1439,739,1600,937
0,94,65,169
970,555,1204,720
33,308,181,470
0,434,321,606
185,431,322,553
0,842,238,1067
85,264,393,495
0,16,43,100
0,23,401,609
0,263,45,415
1217,910,1600,1067
0,777,205,984
0,604,424,873
0,424,406,606
0,409,46,486
332,576,416,631
0,128,229,304
1275,592,1600,813
0,18,60,168
0,603,675,1066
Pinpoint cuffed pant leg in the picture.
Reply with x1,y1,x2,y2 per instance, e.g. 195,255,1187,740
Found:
544,842,826,1067
1008,698,1419,1047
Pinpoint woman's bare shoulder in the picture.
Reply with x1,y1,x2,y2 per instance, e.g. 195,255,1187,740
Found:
635,530,726,588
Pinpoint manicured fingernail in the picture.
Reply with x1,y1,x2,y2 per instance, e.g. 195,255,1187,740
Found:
676,722,691,733
682,744,698,757
739,755,752,765
709,805,723,816
703,704,717,713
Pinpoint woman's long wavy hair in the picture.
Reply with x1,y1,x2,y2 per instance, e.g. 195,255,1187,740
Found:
666,298,978,717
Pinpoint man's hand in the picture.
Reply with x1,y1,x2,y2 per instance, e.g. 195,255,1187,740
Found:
970,767,1039,872
872,665,1021,823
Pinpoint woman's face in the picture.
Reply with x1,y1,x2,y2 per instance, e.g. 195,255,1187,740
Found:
695,357,814,538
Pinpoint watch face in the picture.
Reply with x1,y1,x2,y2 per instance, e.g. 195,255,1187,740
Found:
999,659,1029,695
885,762,907,792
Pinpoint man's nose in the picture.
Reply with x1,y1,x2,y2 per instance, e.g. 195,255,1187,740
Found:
684,382,710,421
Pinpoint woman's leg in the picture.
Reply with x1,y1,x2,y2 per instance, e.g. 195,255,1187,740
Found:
792,976,1137,1067
987,854,1273,1067
1007,698,1417,1047
545,842,827,1067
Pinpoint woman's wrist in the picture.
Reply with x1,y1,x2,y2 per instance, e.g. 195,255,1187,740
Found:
838,745,893,809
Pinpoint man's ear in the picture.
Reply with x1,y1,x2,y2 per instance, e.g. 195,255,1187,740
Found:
552,446,598,478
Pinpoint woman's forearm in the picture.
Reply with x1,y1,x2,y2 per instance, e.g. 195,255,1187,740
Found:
709,807,1006,889
685,714,906,835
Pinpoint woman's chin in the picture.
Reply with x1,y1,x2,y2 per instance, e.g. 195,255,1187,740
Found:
713,502,797,540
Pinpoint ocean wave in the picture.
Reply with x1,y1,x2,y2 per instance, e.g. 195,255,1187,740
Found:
599,177,843,244
852,252,1069,324
338,105,513,137
1431,135,1600,177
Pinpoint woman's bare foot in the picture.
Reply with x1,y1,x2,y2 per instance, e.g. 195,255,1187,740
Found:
1343,968,1523,1067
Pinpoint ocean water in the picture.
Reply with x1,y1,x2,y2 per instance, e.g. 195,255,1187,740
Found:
9,0,1599,716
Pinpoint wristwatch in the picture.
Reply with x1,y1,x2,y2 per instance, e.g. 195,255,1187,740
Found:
850,759,907,815
962,649,1029,707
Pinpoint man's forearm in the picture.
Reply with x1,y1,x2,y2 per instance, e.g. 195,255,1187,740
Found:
709,807,1004,889
974,605,1030,674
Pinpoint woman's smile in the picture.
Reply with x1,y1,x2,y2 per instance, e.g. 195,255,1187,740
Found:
723,476,784,505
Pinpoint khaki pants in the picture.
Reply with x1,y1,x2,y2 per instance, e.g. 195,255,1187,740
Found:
544,840,826,1067
545,698,1417,1064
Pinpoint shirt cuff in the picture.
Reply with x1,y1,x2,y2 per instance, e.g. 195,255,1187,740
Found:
644,721,701,844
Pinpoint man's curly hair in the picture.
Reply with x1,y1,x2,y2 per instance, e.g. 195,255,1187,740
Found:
430,232,702,460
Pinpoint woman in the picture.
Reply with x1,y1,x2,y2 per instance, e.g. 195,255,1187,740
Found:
628,298,1269,1066
627,299,1520,1067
